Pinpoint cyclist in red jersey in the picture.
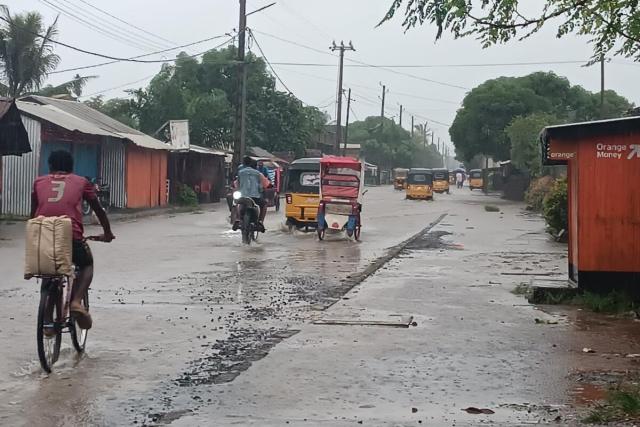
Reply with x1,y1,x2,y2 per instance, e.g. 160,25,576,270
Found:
31,150,115,329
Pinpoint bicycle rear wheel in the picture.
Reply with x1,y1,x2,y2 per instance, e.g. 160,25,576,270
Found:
70,289,89,353
37,281,62,373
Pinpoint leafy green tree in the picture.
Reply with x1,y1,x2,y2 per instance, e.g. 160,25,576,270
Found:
450,72,632,162
380,0,640,63
120,47,324,153
38,74,96,98
348,116,443,169
0,6,59,97
506,113,559,176
85,95,139,129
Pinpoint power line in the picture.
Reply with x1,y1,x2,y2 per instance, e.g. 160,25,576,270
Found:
78,37,237,98
38,0,160,52
82,73,156,97
75,0,176,46
54,0,169,50
251,29,468,91
51,34,232,74
0,15,235,65
278,0,334,41
248,30,294,95
269,60,589,68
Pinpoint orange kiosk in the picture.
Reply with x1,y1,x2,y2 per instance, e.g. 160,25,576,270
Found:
541,117,640,294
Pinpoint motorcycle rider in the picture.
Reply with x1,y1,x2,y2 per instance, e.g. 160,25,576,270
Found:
233,156,270,232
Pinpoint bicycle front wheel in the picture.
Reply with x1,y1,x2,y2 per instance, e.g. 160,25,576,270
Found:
37,281,62,373
70,289,89,353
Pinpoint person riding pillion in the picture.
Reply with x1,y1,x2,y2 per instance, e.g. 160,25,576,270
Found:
234,156,270,232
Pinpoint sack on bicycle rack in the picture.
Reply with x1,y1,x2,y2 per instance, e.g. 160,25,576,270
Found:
24,216,73,279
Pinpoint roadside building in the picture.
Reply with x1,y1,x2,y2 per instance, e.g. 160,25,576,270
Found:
1,96,169,216
541,116,640,294
168,145,226,204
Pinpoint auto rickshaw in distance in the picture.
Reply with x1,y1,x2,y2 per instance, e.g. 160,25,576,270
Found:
393,168,409,190
317,156,364,241
406,168,434,200
284,158,321,231
469,169,484,191
432,168,450,194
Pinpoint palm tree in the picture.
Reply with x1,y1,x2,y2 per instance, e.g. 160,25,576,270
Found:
0,6,60,97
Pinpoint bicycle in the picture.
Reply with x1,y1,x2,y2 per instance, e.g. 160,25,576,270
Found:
35,236,102,373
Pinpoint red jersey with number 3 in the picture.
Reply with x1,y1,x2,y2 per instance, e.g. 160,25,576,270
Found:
33,173,97,240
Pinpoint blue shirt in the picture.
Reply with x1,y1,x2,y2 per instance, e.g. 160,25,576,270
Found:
238,167,263,199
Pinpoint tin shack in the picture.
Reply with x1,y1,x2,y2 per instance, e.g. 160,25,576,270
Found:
541,116,640,294
1,96,169,216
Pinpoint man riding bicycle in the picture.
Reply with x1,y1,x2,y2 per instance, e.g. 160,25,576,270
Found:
233,156,270,232
31,150,115,330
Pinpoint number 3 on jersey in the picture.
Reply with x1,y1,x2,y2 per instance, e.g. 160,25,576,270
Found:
48,180,66,202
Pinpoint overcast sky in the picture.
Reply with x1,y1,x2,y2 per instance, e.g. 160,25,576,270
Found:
7,0,640,151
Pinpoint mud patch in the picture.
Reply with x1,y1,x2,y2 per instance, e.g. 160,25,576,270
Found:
404,230,462,251
176,328,299,387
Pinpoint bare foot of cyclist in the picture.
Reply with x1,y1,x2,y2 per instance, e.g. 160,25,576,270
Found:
70,302,92,330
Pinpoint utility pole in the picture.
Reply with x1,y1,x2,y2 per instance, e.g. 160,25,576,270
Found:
600,55,605,119
343,88,353,156
330,41,355,154
423,122,428,147
399,105,403,128
380,84,387,126
232,0,248,175
411,116,414,137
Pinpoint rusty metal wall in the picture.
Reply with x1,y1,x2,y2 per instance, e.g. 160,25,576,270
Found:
100,137,126,208
1,115,41,216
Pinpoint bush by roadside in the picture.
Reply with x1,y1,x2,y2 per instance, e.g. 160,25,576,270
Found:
525,175,555,211
178,184,198,206
543,177,568,237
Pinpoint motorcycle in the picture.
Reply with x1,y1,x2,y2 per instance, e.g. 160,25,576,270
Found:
82,178,111,216
232,191,261,245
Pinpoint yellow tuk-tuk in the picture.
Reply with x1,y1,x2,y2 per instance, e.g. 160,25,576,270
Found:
285,158,321,231
432,168,450,194
393,168,409,190
469,169,483,191
406,168,434,200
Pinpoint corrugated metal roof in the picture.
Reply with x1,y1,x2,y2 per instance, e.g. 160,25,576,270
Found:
188,144,227,156
18,101,119,138
21,95,141,134
17,96,168,150
248,146,275,158
118,132,168,151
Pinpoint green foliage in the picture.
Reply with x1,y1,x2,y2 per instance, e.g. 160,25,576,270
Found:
177,184,198,207
585,385,640,424
450,72,632,162
38,74,96,98
0,6,60,97
542,177,568,235
84,96,138,129
348,116,443,169
525,176,555,212
118,47,325,154
380,1,640,64
575,291,638,314
506,113,559,176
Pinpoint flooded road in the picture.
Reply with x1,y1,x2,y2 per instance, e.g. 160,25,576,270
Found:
1,186,638,426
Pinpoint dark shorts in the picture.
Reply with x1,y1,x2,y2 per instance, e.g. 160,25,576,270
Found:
73,240,93,268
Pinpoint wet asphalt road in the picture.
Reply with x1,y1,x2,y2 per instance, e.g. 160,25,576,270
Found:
1,186,638,426
0,185,449,426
